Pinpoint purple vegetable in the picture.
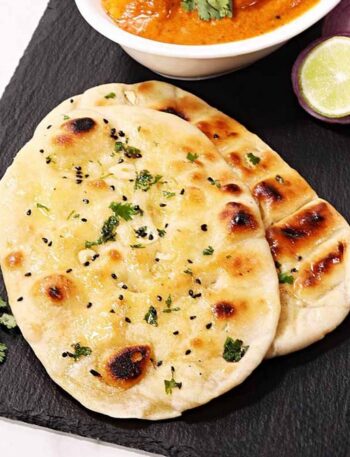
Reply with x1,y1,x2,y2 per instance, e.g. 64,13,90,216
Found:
323,0,350,36
292,34,350,124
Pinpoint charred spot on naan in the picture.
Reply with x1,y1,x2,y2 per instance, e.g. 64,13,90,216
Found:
160,106,188,121
221,183,242,195
220,202,259,235
267,202,338,259
213,301,235,319
65,117,97,134
36,274,75,304
103,345,151,388
196,115,238,142
5,251,24,269
298,242,345,289
253,181,283,204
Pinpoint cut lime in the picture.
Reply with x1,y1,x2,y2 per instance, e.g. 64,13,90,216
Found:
299,36,350,119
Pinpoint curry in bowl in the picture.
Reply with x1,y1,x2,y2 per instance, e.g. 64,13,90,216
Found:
102,0,320,45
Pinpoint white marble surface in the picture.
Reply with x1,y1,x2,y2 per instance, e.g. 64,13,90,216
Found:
0,1,158,455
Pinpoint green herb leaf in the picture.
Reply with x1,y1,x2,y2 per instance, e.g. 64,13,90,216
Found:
135,170,162,192
157,228,166,238
110,202,140,221
135,226,148,238
64,343,92,361
223,337,249,362
187,152,199,163
246,152,261,166
181,0,232,20
163,295,180,313
184,268,193,275
63,115,70,120
105,92,116,99
115,141,142,158
0,314,17,330
163,191,176,199
36,203,50,212
144,306,158,326
130,243,145,249
165,295,172,307
278,272,294,284
85,215,119,248
164,368,182,394
0,297,7,309
203,245,214,256
0,343,7,364
207,177,221,188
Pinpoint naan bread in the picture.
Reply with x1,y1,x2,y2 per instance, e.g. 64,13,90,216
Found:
43,81,350,358
0,105,280,419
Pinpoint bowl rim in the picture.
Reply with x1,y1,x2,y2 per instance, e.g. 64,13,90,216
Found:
75,0,341,59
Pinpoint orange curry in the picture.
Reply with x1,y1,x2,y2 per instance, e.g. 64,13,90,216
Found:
102,0,320,45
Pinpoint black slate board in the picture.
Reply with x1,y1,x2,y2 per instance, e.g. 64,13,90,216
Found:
0,1,350,456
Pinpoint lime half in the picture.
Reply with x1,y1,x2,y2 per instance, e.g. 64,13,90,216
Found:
299,36,350,119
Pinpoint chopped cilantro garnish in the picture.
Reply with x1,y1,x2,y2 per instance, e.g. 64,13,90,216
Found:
144,306,158,326
135,226,148,238
278,272,294,284
181,0,232,20
223,337,249,362
187,152,199,163
135,170,162,192
164,368,182,394
130,243,145,249
105,92,116,99
67,210,77,220
163,191,176,199
110,202,140,221
0,343,7,364
63,115,70,120
63,343,92,361
207,177,221,188
163,295,180,313
203,245,214,256
0,314,17,330
115,141,142,159
85,215,119,248
157,228,166,238
246,152,261,166
36,203,50,212
0,297,7,309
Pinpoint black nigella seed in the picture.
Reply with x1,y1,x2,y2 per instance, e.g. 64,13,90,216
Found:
122,284,128,290
206,323,212,329
110,185,115,191
189,290,194,297
48,241,53,247
24,272,32,277
103,119,109,124
180,189,185,195
92,254,99,261
155,258,160,262
190,316,196,320
298,256,303,261
201,224,208,232
76,179,83,184
84,261,90,267
17,297,23,302
66,268,73,273
90,369,101,377
118,130,125,137
87,302,93,309
39,149,44,153
111,273,117,279
119,295,124,300
185,350,191,355
110,309,116,313
26,209,32,216
149,234,154,240
157,295,162,301
47,125,52,130
187,259,193,264
42,238,48,244
160,203,167,208
70,99,74,104
62,352,68,358
173,331,179,335
156,361,163,367
122,195,128,201
125,317,131,323
81,218,87,222
83,199,89,204
291,268,298,273
195,278,201,285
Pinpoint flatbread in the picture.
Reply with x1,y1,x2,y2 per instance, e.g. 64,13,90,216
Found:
0,105,280,419
43,81,350,358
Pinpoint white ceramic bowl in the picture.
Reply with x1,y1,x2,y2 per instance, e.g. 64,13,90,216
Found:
75,0,341,80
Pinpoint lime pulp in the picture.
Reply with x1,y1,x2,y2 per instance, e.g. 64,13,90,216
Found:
299,36,350,119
